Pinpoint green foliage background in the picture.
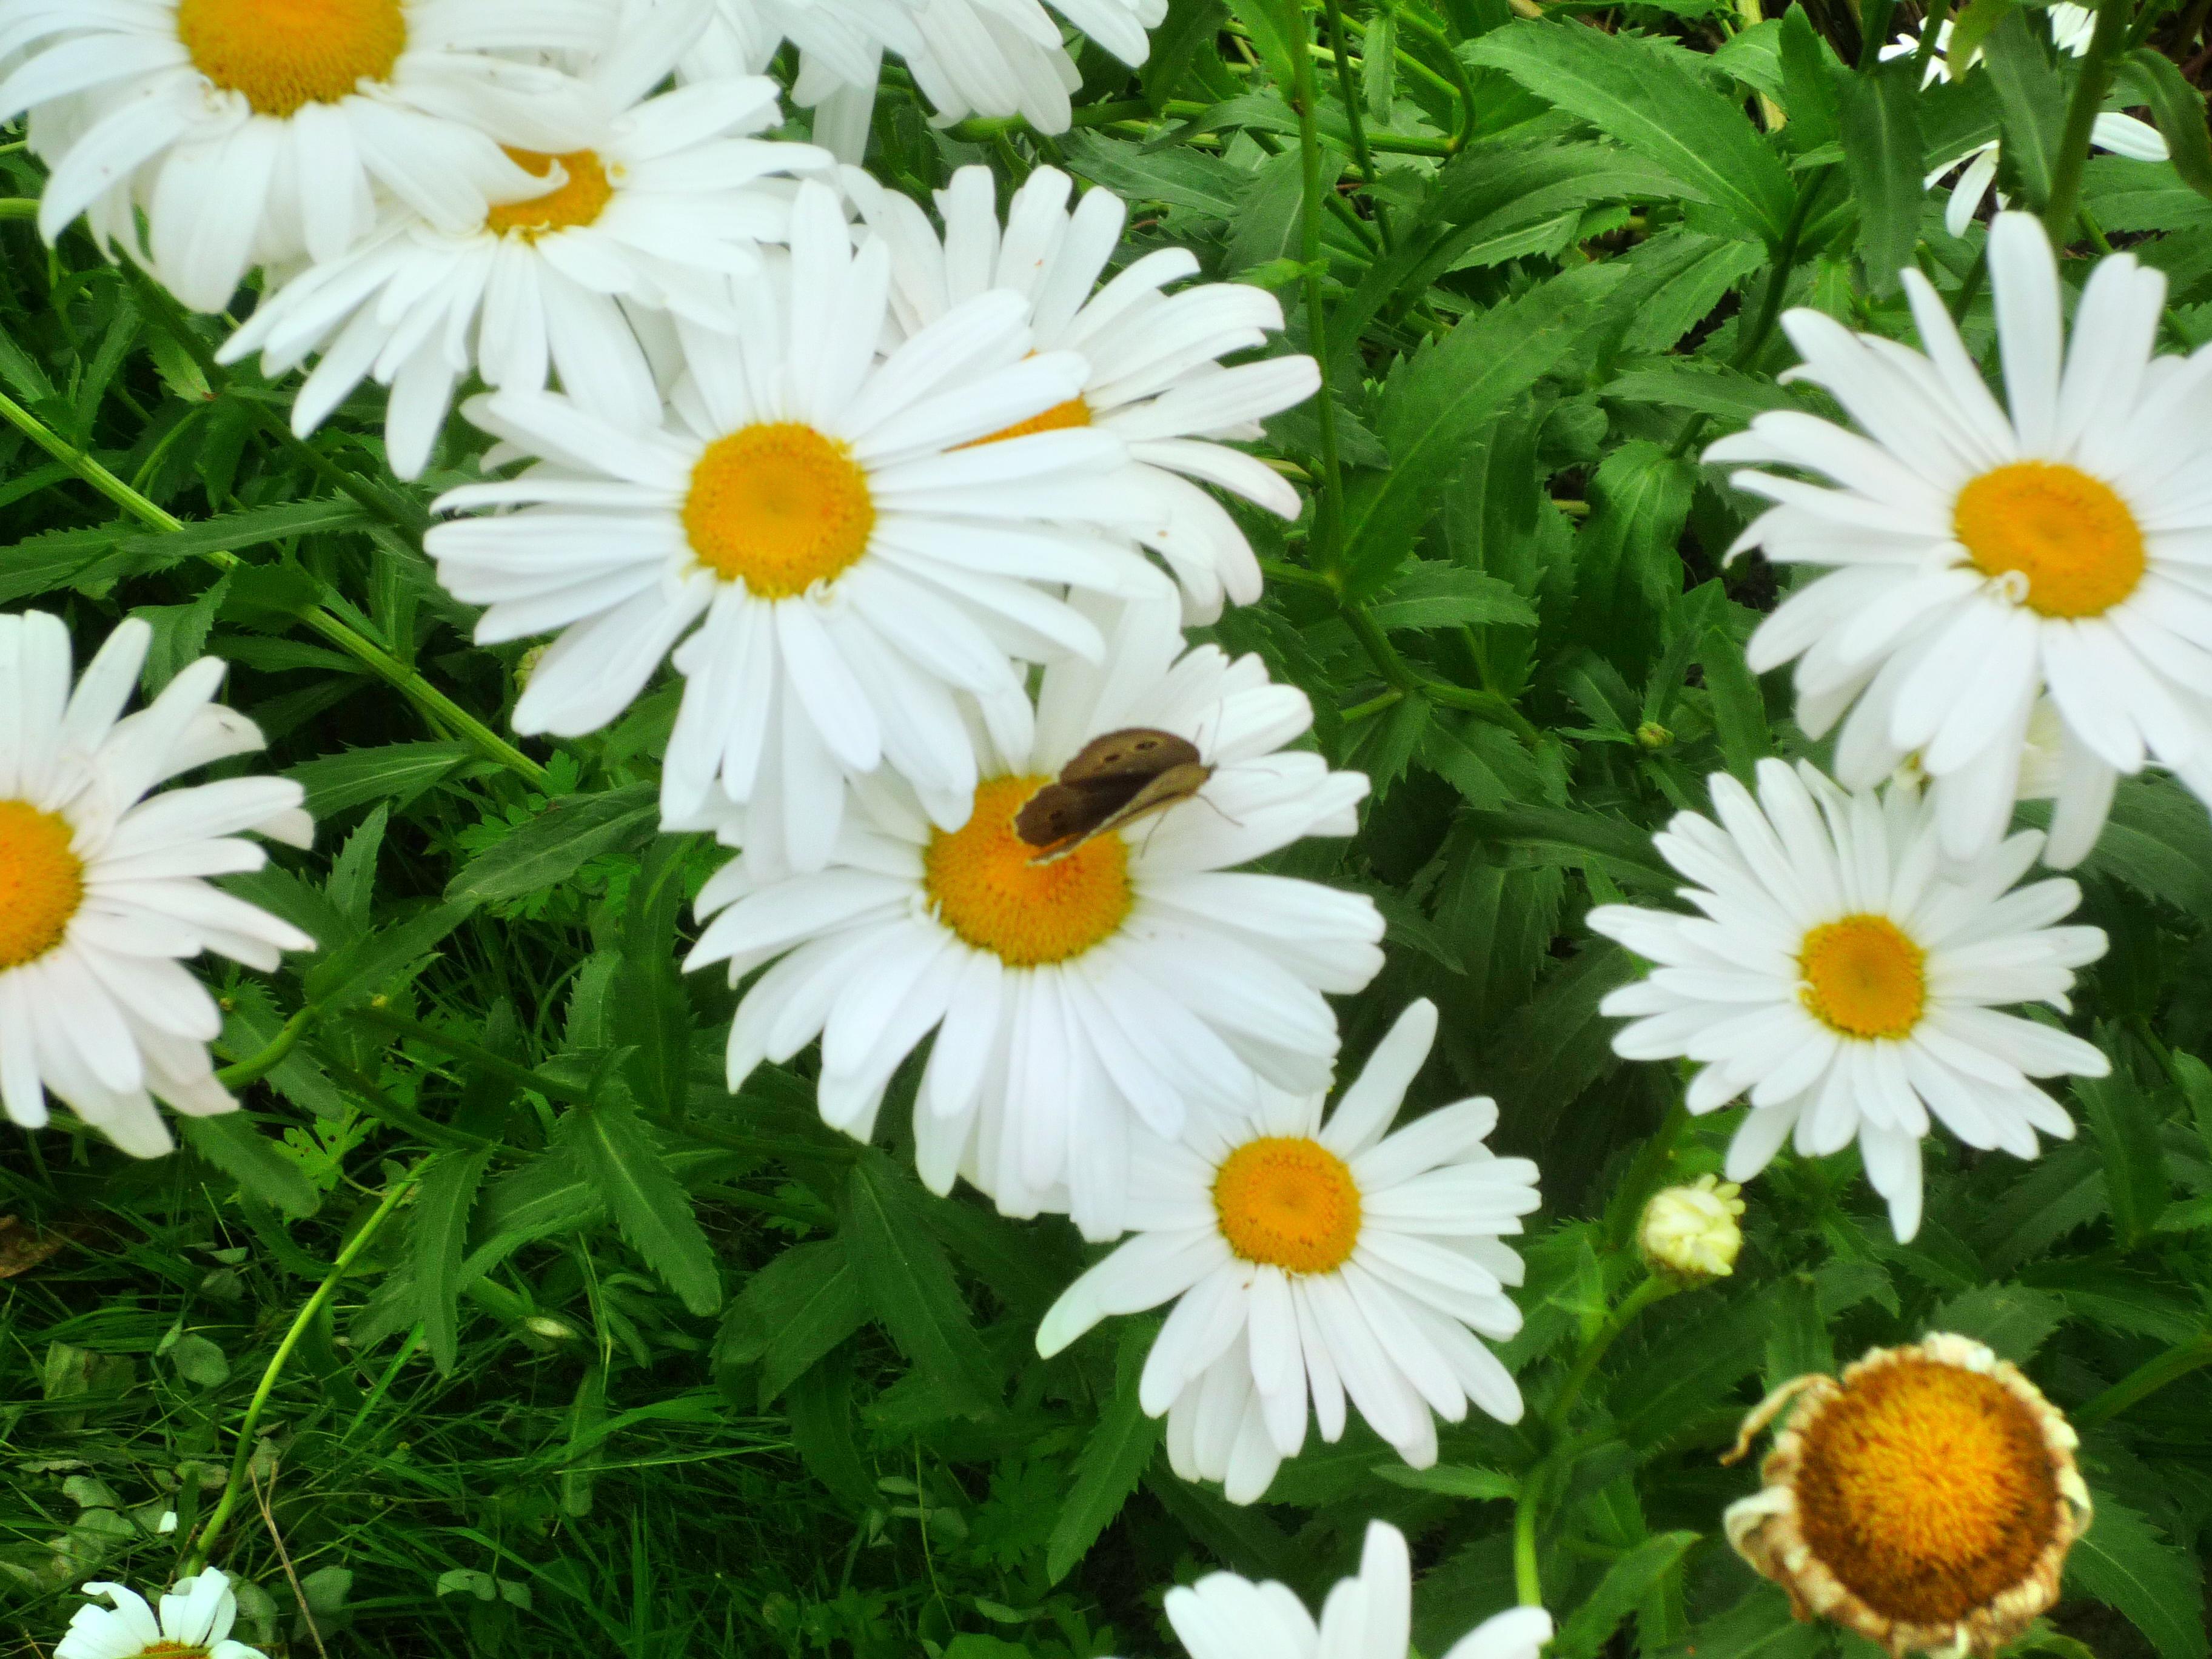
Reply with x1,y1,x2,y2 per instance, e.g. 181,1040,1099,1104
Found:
2,0,2212,1653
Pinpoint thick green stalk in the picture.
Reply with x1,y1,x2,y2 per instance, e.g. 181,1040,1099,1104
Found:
1512,1481,1544,1606
2042,0,2134,244
2074,1331,2212,1428
215,1007,318,1090
0,388,551,789
183,1173,417,1572
1288,5,1349,572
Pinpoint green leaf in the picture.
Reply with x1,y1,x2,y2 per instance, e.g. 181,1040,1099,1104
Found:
180,1114,321,1219
1369,564,1539,632
286,742,471,819
1372,1464,1520,1500
842,1156,1001,1418
2065,776,2212,917
615,839,695,1118
2077,1070,2169,1247
1047,1324,1165,1582
123,498,373,568
1700,626,1773,780
1470,22,1795,245
1552,1531,1700,1659
1840,61,1926,293
1652,1590,1830,1659
1948,0,2017,80
1061,131,1247,218
1221,0,1302,89
557,1093,724,1316
1574,440,1695,663
714,1239,869,1406
444,783,657,905
305,899,476,1012
784,1345,880,1512
411,1147,495,1375
1457,804,1678,890
475,1142,744,1244
2116,49,2212,204
1979,9,2065,211
2067,1495,2210,1659
1776,5,1842,153
1928,1282,2067,1362
1345,261,1626,582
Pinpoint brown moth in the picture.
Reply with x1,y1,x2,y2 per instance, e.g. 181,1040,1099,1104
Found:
1014,728,1214,863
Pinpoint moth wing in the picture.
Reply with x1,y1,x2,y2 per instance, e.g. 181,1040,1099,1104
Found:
1060,728,1204,783
1014,777,1145,848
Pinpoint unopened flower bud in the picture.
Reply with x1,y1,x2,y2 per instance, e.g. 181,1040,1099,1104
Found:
525,1316,578,1342
1638,1174,1744,1281
515,644,549,692
1635,720,1672,750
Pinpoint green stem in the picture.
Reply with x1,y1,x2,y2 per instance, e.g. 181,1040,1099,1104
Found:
2074,1332,2212,1429
1908,0,1955,83
1390,10,1480,153
1322,0,1392,248
1731,170,1830,374
215,1007,318,1090
1548,1274,1680,1429
1288,13,1348,574
184,1173,417,1572
0,389,551,790
0,198,36,220
2042,0,2132,244
1512,1481,1544,1606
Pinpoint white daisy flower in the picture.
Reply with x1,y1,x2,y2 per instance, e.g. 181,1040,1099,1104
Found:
684,585,1382,1238
0,0,608,312
56,1567,265,1659
1881,8,2168,240
0,613,315,1158
846,164,1320,622
215,57,830,479
683,0,921,161
1589,759,2109,1241
426,179,1158,866
1144,1520,1553,1659
1709,212,2212,869
1037,999,1538,1503
685,0,1161,154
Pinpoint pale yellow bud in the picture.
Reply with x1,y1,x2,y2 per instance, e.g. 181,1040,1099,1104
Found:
1638,1175,1744,1281
515,644,549,692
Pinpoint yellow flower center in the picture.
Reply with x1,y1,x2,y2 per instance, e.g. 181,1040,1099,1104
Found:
176,0,406,118
0,800,83,972
144,1644,213,1657
964,395,1094,447
1955,461,2145,618
484,149,616,239
682,423,876,599
1213,1138,1364,1275
1799,914,1925,1041
923,776,1132,967
1793,1356,2060,1624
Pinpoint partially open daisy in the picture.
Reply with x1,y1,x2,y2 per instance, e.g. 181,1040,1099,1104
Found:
0,612,313,1154
1037,999,1538,1501
1724,1333,2090,1657
0,0,605,311
1881,8,2167,239
427,180,1155,868
685,585,1381,1237
1144,1521,1553,1659
848,164,1319,620
56,1567,265,1659
1589,759,2108,1241
217,66,829,478
1711,213,2212,868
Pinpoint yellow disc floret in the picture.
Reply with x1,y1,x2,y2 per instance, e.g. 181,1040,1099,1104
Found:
0,800,84,971
924,776,1132,967
683,423,876,598
1956,461,2146,618
965,395,1094,447
486,149,616,239
1799,914,1926,1041
177,0,406,118
1792,1355,2060,1625
1213,1137,1364,1274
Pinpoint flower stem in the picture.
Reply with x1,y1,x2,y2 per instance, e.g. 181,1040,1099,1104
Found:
215,1007,318,1090
1322,0,1391,248
0,388,551,790
2042,0,2133,244
1512,1480,1544,1606
1547,1273,1679,1429
1287,0,1348,573
2074,1331,2212,1429
183,1173,417,1573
